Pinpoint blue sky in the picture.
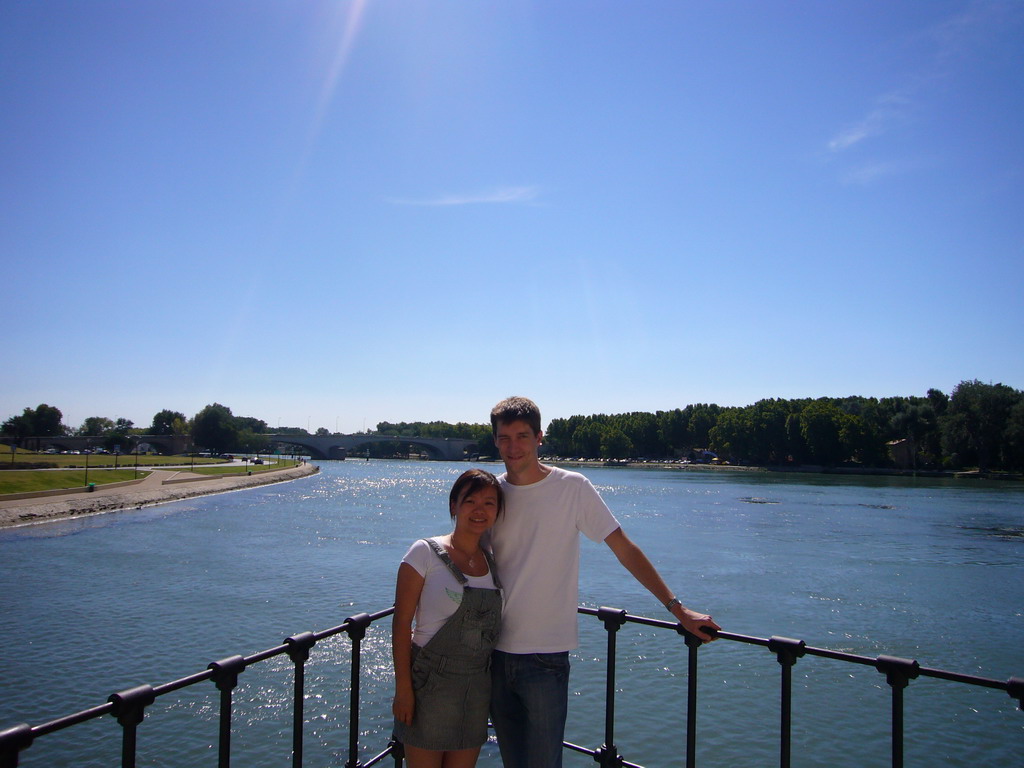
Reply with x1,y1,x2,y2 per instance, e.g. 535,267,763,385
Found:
3,1,1022,434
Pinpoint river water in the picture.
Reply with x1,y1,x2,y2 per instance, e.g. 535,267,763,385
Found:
0,461,1021,767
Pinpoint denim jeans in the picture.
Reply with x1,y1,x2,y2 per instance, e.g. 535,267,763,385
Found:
490,650,570,768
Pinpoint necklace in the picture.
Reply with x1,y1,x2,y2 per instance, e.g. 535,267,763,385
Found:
448,539,480,569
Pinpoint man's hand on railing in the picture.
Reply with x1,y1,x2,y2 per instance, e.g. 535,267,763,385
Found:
674,606,720,643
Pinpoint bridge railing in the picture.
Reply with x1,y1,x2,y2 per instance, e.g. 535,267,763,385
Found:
1,606,1020,768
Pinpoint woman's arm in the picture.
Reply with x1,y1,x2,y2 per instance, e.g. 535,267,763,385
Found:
392,561,425,725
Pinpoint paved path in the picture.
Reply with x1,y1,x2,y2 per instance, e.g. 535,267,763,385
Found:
0,463,319,528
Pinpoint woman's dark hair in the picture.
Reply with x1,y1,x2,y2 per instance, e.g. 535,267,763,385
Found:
448,469,504,519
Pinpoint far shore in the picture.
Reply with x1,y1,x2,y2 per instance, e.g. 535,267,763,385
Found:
0,462,319,530
540,457,1021,480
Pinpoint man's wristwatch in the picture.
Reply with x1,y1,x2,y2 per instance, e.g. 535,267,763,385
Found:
664,597,681,613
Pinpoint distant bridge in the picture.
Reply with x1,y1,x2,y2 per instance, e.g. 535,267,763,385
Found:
266,434,477,461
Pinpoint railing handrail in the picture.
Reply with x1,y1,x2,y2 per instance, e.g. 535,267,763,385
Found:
1,605,1020,768
580,607,1014,691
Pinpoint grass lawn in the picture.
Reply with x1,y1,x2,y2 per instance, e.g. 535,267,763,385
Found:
189,459,300,476
0,454,300,495
0,469,150,495
3,451,227,469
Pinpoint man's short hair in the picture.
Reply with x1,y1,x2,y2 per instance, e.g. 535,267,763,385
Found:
490,396,542,437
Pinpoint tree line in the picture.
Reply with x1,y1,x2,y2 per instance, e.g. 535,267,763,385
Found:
1,403,272,455
3,379,1022,470
543,380,1024,471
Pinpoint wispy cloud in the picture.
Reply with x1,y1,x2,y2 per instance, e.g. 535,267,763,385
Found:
827,0,1020,159
827,91,912,153
926,0,1023,63
388,186,540,207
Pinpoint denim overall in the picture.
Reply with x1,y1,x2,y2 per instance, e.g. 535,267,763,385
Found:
394,538,503,751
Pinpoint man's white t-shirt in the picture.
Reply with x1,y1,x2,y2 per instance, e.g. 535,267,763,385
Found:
401,537,497,647
490,465,619,653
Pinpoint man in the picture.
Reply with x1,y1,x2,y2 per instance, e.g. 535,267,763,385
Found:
488,396,720,768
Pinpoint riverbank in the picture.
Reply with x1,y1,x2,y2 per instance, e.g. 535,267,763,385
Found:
546,458,1021,480
0,462,319,529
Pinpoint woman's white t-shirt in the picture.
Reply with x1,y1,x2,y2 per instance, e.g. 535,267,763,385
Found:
402,537,497,647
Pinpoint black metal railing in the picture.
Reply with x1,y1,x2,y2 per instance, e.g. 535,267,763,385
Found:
574,607,1022,768
1,606,1020,768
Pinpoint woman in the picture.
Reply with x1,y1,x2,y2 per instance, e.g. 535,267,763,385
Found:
392,469,504,768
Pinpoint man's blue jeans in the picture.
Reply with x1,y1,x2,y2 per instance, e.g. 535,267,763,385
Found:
490,650,570,768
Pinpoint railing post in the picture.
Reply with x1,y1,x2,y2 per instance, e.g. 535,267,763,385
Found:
1008,677,1024,710
344,613,372,768
594,607,627,768
679,626,703,768
767,636,806,768
0,724,34,768
285,632,317,768
875,655,919,768
208,655,247,768
388,737,405,767
108,684,156,768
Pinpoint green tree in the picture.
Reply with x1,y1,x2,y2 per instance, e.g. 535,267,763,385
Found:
3,404,66,437
237,429,270,454
571,421,604,458
1003,400,1024,471
800,399,848,466
657,409,690,455
785,412,809,464
709,408,751,461
622,412,663,457
687,404,721,448
150,409,186,435
600,426,634,459
32,404,65,436
839,413,877,465
236,416,268,434
927,388,949,418
79,416,115,437
0,413,32,439
545,416,585,455
192,403,238,454
105,418,135,452
747,399,792,464
941,380,1021,470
